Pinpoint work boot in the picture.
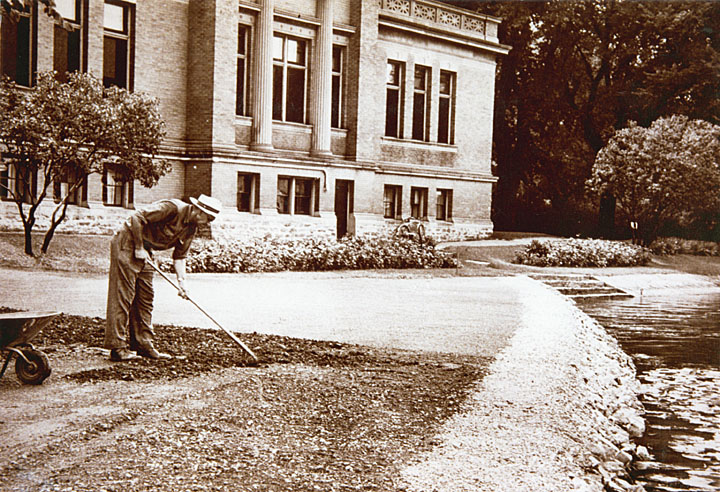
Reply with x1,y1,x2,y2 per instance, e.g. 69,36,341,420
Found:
110,347,140,362
135,345,172,360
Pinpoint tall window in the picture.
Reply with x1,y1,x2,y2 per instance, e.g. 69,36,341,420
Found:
438,71,456,144
412,65,430,141
236,25,249,116
410,187,428,219
331,45,344,128
273,35,307,124
277,176,318,215
0,164,36,204
436,189,453,221
385,61,404,138
1,3,33,86
102,167,133,207
54,0,84,82
383,185,402,219
237,172,259,212
103,1,133,89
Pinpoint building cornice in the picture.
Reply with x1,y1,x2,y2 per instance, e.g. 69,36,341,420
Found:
379,0,511,55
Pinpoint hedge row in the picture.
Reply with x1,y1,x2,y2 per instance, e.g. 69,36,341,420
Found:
514,239,651,267
159,233,457,273
649,237,720,256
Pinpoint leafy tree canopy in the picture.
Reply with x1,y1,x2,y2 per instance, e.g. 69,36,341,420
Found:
587,115,720,243
0,71,170,255
450,1,720,236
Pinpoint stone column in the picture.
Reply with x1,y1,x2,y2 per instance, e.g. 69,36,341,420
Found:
310,0,333,157
250,0,274,151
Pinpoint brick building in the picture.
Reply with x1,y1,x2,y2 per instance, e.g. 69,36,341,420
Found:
0,0,509,240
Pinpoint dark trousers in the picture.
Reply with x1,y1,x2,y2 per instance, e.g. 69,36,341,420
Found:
104,228,156,351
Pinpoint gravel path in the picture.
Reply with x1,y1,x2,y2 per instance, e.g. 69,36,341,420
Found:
401,277,643,492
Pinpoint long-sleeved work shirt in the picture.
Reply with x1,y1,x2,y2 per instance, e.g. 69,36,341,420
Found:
125,199,198,260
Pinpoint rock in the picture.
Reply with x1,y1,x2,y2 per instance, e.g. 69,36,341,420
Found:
635,445,652,461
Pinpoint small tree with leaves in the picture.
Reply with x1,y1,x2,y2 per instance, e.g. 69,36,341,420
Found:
0,71,170,256
587,115,720,244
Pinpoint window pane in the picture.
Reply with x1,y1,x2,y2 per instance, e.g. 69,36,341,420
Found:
294,178,312,215
286,67,305,123
237,26,246,55
236,59,245,116
103,36,127,88
277,177,290,214
332,46,342,72
237,174,252,212
440,72,452,94
331,75,341,128
287,38,305,65
56,0,77,21
272,65,283,120
387,62,399,86
412,93,426,141
1,14,32,86
414,67,426,90
385,89,399,138
104,3,125,32
438,98,450,144
273,35,283,60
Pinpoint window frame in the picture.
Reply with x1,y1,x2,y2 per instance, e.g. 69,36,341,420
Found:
272,34,308,124
1,3,36,87
410,186,428,220
0,163,36,204
237,171,260,213
236,23,250,116
331,44,345,129
277,175,319,216
436,188,453,221
383,184,402,219
102,166,133,208
53,167,88,207
385,60,404,138
438,70,456,145
102,0,134,90
53,0,87,82
412,65,431,142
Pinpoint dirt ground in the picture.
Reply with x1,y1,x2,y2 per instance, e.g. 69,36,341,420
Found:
1,312,489,492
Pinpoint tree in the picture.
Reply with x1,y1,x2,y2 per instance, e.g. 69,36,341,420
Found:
587,115,720,244
458,1,720,236
0,71,170,256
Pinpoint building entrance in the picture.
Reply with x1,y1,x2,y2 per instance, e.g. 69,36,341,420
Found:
334,180,354,239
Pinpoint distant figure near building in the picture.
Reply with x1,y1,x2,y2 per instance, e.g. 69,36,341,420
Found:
104,195,221,362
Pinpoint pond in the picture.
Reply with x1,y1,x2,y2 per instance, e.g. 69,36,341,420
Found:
578,291,720,492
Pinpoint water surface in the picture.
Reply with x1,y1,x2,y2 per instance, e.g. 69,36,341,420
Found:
579,292,720,492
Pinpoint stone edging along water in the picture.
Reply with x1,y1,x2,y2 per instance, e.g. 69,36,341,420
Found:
400,276,648,492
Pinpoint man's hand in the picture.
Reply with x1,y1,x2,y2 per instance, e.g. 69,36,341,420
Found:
135,248,150,261
177,278,190,300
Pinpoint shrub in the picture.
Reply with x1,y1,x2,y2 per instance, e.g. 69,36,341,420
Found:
649,237,720,256
514,239,651,267
158,233,457,273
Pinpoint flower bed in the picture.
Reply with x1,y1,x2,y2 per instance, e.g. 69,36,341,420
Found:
159,233,457,273
513,238,651,267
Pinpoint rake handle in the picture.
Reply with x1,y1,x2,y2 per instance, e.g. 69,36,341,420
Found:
147,261,259,362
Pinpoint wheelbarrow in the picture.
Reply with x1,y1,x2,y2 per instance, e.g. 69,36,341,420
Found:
0,311,59,385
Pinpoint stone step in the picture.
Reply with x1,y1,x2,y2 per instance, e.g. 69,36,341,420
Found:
529,273,634,300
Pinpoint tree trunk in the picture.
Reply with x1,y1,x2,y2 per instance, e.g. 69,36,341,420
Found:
598,193,616,239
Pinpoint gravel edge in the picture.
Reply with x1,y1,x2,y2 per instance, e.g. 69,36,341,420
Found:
400,277,647,492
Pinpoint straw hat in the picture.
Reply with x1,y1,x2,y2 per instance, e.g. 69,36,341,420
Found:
189,194,221,220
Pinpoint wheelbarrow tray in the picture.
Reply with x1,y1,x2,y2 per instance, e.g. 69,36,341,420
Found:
0,311,60,348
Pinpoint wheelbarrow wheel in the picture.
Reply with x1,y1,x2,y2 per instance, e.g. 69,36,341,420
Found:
15,349,51,385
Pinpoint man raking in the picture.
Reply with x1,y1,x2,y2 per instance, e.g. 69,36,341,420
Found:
104,194,221,362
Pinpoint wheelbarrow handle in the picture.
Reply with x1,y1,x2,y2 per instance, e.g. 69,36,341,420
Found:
146,261,258,362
